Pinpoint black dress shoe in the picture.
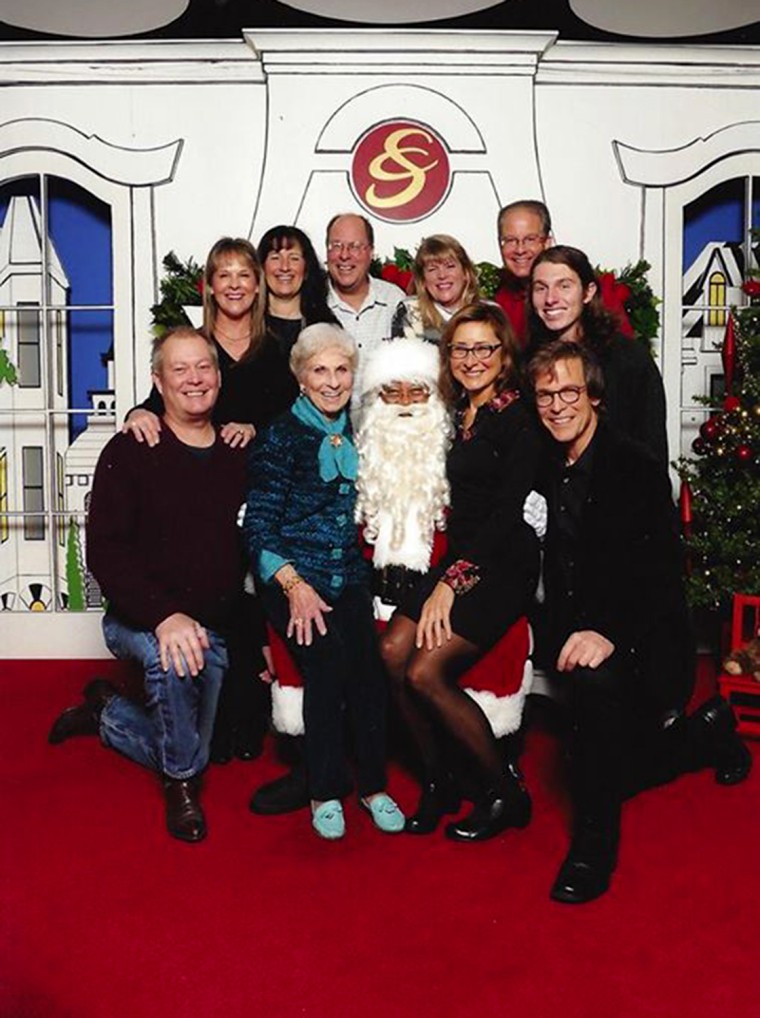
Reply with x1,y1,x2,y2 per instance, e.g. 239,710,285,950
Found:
163,776,206,842
405,777,461,835
691,696,753,785
209,729,235,765
234,733,264,762
550,816,619,905
249,767,310,815
48,678,118,745
445,781,532,842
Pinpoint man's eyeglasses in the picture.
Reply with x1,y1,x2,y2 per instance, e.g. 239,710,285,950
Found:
380,384,430,404
327,240,369,256
448,343,501,361
499,234,546,251
535,385,586,408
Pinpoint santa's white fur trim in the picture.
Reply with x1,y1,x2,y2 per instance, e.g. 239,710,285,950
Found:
360,337,440,397
270,630,534,738
464,659,533,738
271,679,304,736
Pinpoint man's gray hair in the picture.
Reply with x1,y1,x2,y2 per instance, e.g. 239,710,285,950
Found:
151,326,218,375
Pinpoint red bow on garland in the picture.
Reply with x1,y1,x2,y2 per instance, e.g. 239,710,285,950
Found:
597,272,634,338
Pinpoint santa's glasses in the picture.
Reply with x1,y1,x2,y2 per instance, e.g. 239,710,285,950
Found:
380,383,430,404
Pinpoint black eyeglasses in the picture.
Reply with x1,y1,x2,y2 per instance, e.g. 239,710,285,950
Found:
448,343,500,361
535,385,586,408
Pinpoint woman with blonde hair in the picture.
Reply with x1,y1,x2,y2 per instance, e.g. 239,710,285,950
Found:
124,237,274,764
124,237,268,446
392,234,480,345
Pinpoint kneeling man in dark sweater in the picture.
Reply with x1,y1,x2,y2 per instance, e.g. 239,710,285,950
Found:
49,327,246,842
529,339,751,904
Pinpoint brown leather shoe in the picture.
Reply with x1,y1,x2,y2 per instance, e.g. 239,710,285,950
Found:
163,776,206,843
48,678,118,745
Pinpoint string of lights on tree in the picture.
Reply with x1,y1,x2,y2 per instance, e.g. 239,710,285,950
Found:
678,232,760,611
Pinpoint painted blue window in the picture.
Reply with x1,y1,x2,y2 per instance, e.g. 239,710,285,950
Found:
0,175,113,440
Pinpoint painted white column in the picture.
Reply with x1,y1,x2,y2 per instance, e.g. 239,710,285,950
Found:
246,30,556,261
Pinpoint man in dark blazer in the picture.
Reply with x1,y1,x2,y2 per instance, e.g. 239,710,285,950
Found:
528,339,751,904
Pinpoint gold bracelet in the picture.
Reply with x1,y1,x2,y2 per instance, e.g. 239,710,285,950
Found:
281,574,303,595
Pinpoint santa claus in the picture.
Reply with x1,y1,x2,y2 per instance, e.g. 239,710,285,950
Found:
354,338,452,620
251,337,534,815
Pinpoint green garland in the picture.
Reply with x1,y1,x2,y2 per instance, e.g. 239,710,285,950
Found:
154,247,661,354
370,249,660,351
151,251,204,335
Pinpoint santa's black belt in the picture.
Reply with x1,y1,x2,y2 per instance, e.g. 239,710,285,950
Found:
372,565,427,606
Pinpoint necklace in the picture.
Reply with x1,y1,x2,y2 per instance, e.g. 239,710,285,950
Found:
215,328,252,344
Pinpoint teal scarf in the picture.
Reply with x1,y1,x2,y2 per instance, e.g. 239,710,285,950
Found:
291,394,358,482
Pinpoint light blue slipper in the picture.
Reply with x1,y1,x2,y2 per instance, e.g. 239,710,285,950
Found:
311,799,345,840
361,793,405,834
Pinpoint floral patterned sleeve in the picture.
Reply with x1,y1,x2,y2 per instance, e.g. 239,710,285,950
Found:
441,559,481,595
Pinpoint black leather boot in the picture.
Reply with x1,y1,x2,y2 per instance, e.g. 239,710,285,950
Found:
445,767,531,842
550,810,620,904
690,696,752,785
404,774,461,835
250,766,310,815
48,678,118,745
163,775,206,842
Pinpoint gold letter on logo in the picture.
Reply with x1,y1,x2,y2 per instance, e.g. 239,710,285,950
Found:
365,128,439,210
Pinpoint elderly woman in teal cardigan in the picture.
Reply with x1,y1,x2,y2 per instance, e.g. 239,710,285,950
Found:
243,323,404,840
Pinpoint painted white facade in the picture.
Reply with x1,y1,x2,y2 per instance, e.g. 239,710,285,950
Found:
0,31,758,656
0,196,69,611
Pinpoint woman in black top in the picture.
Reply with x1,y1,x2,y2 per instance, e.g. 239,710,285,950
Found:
125,229,338,440
257,224,339,420
527,245,668,463
381,302,542,841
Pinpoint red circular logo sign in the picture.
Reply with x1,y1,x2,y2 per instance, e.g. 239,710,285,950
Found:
351,121,451,223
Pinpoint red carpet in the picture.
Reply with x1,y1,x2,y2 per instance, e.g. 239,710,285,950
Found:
2,659,758,1018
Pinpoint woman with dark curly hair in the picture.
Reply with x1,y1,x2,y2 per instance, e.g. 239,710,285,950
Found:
381,301,542,842
527,245,668,462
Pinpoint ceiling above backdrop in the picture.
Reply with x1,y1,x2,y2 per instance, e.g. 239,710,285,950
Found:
0,0,758,44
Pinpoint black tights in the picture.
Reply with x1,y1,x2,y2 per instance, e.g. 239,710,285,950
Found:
381,614,505,789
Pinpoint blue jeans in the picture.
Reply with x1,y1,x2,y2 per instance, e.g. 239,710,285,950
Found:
100,613,227,780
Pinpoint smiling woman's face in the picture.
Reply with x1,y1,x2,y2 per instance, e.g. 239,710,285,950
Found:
300,347,354,418
209,253,258,320
422,254,467,309
264,241,306,301
449,319,504,404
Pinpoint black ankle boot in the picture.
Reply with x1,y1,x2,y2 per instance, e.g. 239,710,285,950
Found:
48,678,118,745
550,810,620,904
445,772,531,843
690,696,752,785
404,775,461,835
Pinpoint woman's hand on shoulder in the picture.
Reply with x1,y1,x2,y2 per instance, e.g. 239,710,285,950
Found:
416,581,454,651
221,421,256,448
123,408,161,447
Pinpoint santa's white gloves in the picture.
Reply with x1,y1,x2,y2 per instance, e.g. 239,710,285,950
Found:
523,490,547,540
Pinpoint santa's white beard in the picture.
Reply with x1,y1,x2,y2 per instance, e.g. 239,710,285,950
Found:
355,396,451,571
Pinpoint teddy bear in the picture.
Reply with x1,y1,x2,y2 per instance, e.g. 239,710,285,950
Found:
723,637,760,682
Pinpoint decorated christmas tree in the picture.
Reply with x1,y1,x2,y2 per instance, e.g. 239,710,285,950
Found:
678,236,760,612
